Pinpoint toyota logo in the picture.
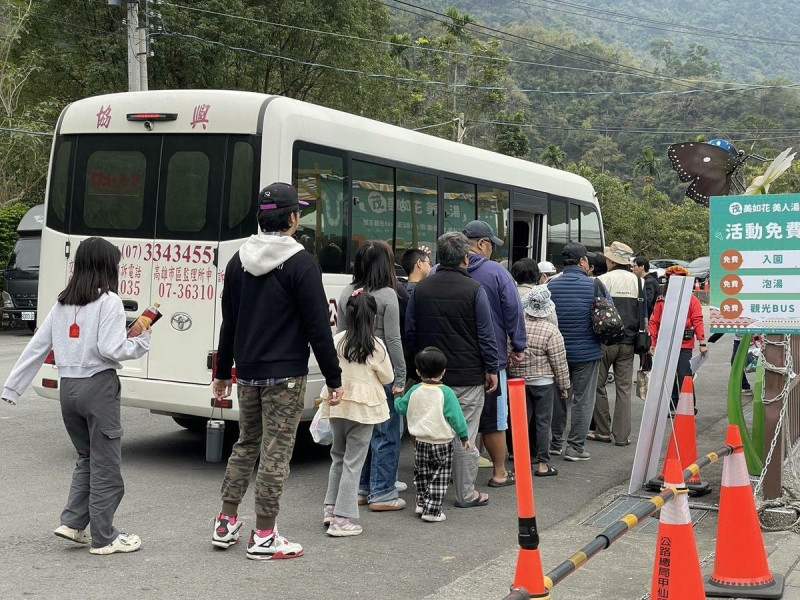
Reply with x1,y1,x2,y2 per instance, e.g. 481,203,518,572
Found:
170,312,192,331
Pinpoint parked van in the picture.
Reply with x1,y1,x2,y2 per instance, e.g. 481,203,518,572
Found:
2,205,44,332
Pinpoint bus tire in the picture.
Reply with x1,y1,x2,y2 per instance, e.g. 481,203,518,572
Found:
172,416,207,434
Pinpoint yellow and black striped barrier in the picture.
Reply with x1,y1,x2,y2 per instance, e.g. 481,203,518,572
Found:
540,443,739,593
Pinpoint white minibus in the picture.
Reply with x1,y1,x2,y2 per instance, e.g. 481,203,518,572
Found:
32,90,603,431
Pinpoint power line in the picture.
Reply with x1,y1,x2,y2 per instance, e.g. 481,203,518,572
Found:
382,0,721,92
413,119,458,131
158,1,759,88
0,126,51,137
152,28,800,97
473,119,800,136
28,12,123,36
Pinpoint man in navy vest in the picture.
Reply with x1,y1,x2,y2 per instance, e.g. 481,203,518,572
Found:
406,232,499,508
548,241,607,462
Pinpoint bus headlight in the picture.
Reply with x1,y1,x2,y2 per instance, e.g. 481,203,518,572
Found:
2,291,12,309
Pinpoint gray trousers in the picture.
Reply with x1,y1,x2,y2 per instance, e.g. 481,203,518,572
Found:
526,384,556,464
594,343,635,442
551,360,600,454
450,385,484,503
325,418,374,519
59,369,124,548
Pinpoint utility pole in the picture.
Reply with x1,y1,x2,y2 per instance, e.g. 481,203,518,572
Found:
456,112,466,144
138,0,149,91
126,1,140,91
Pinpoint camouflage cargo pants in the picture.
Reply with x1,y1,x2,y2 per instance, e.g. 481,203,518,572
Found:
220,377,307,529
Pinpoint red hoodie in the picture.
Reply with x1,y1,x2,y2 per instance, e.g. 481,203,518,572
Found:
649,295,705,350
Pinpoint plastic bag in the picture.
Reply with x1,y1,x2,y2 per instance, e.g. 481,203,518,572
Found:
636,369,650,400
309,405,333,445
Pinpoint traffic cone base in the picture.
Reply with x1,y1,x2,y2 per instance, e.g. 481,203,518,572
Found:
705,426,784,599
512,549,551,599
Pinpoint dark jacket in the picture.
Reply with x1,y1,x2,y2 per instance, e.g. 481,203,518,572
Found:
215,238,342,388
465,254,527,369
406,266,498,387
643,272,660,318
598,266,640,345
547,265,604,363
398,280,416,382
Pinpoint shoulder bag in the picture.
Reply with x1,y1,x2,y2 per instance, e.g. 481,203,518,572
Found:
634,276,652,354
592,279,625,345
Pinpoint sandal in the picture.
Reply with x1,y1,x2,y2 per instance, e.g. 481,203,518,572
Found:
587,432,612,443
534,465,558,477
454,492,489,508
487,471,516,487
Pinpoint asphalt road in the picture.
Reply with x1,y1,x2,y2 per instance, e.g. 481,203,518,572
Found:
0,323,738,600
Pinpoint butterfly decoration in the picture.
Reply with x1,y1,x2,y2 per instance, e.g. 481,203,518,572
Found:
667,139,766,206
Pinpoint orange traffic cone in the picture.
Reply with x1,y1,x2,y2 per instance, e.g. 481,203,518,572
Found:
705,425,784,598
704,278,710,293
647,377,711,495
694,279,701,292
651,457,706,600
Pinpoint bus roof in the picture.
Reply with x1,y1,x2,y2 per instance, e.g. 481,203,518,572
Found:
58,90,595,202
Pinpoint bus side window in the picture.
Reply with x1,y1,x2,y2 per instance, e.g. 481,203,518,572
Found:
294,148,346,274
478,185,510,265
395,169,437,267
580,204,603,253
351,160,395,258
48,140,72,233
443,179,476,234
547,197,568,268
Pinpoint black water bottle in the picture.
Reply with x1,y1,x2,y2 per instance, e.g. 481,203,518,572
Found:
206,418,225,463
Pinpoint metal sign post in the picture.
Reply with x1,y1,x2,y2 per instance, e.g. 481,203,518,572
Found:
628,275,693,494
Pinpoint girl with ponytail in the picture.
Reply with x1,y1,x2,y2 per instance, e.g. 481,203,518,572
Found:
321,289,394,537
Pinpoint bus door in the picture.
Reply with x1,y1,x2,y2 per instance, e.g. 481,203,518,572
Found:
146,135,226,385
70,134,162,379
511,190,546,264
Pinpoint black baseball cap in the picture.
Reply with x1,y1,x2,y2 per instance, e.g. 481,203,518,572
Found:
258,182,308,211
462,220,504,246
562,241,588,260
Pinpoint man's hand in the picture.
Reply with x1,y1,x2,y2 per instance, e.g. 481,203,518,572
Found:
212,379,232,401
328,386,344,406
560,389,569,400
485,373,498,393
392,386,404,396
2,397,16,406
509,351,525,367
463,440,472,451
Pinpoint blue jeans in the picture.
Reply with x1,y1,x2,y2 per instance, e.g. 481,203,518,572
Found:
358,386,402,503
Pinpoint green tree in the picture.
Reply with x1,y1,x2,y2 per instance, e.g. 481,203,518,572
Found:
492,110,530,159
633,147,660,183
582,136,624,173
540,144,566,169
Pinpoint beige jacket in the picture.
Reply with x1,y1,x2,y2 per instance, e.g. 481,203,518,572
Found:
321,332,394,424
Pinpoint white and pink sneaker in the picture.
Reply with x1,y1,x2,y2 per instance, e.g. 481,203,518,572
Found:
212,512,243,549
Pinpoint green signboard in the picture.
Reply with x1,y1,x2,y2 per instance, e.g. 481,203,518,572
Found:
709,193,800,333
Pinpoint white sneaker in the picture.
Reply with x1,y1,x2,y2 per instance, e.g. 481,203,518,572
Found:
246,529,304,560
54,525,90,545
394,481,408,492
415,504,424,515
478,456,493,468
421,512,446,523
89,532,141,555
323,505,335,526
212,512,243,549
326,518,363,537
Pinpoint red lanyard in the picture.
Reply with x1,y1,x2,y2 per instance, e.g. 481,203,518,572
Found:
69,307,82,339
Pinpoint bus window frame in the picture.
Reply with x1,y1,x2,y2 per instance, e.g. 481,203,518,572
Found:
46,135,77,234
221,135,262,241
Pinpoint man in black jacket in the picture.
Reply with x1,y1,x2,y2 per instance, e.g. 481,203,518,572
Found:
633,256,660,318
406,232,498,508
211,182,342,561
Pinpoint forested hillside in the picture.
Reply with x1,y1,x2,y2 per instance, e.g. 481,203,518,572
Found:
2,0,800,260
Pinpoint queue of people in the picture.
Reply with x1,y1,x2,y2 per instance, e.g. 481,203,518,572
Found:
1,181,706,559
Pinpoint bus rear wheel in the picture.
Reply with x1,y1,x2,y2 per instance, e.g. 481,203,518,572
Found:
172,416,207,434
